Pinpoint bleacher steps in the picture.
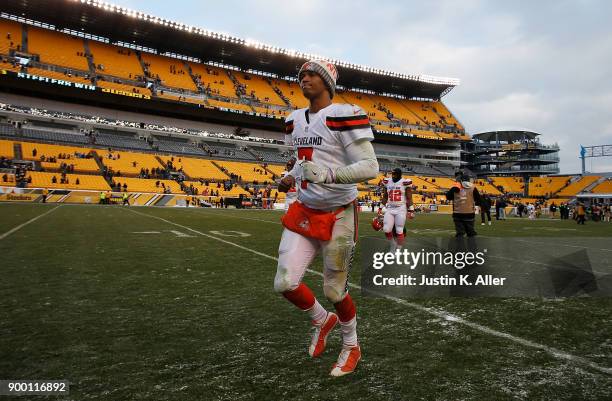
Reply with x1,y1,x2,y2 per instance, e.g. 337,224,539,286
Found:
91,151,114,187
13,142,22,160
82,39,97,78
135,51,149,80
184,61,203,93
582,176,607,193
21,23,28,52
210,160,231,179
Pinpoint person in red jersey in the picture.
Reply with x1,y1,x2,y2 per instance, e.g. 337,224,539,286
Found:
276,60,379,376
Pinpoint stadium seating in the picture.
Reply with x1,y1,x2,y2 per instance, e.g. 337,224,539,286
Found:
155,141,207,156
158,155,229,180
27,27,89,71
557,175,602,196
140,53,197,91
234,72,286,106
0,139,14,158
100,150,163,175
214,160,275,182
112,177,183,194
21,128,90,144
0,57,22,73
184,181,250,197
433,101,464,130
591,179,612,194
369,95,420,125
337,91,386,121
270,79,309,108
474,179,503,195
94,133,152,151
264,164,287,177
189,64,237,98
26,171,110,190
248,147,290,163
88,41,143,80
528,176,569,197
0,19,22,54
490,177,524,194
19,141,98,171
1,173,16,185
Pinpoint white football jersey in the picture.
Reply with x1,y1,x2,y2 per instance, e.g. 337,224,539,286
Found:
382,177,412,208
285,103,374,210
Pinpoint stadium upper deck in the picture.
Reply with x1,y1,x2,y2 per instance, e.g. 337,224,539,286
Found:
0,0,468,146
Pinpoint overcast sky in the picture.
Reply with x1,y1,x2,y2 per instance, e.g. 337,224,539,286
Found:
111,0,612,173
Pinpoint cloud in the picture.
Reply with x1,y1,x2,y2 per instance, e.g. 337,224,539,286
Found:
110,0,612,173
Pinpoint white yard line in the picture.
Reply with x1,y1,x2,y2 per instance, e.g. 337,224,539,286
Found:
124,207,612,376
0,205,62,240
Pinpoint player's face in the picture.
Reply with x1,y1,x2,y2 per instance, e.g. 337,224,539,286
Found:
300,71,326,100
392,171,401,182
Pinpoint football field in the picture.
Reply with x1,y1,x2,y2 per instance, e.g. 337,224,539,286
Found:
1,203,611,400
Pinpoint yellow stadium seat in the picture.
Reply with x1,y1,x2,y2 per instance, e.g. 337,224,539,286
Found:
158,155,229,180
214,160,275,182
89,41,144,80
140,53,197,91
337,91,386,121
100,150,163,176
557,175,602,196
112,177,183,194
0,19,22,54
28,26,89,71
0,139,14,158
189,64,237,99
234,72,286,106
591,179,612,194
270,79,309,109
26,171,110,191
528,176,570,197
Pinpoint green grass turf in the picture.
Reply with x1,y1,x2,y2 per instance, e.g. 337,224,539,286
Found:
1,203,611,400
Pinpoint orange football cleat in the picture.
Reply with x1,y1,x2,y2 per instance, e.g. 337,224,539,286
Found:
309,312,338,358
330,344,361,377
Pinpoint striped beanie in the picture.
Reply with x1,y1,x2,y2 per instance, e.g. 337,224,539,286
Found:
298,60,338,98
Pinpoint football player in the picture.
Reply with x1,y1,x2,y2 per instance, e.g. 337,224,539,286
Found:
276,60,378,376
381,168,414,249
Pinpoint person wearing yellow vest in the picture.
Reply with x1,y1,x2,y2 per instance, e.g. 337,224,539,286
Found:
446,170,483,237
42,188,49,203
122,192,130,206
99,191,105,204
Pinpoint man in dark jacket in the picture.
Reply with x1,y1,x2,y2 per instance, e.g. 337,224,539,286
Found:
446,171,482,237
480,194,492,225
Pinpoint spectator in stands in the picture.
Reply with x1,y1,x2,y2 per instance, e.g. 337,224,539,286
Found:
32,148,37,157
75,178,80,186
2,173,6,183
52,175,57,184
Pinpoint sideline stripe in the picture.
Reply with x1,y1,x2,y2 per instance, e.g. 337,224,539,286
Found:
0,205,62,240
124,207,612,376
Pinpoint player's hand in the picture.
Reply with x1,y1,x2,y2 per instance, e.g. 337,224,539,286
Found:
300,160,334,184
278,175,295,193
407,205,415,219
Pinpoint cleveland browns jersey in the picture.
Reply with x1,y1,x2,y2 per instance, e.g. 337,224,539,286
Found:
382,177,412,208
284,103,374,210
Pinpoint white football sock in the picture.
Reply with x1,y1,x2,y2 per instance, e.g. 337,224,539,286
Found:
340,316,358,346
308,299,328,324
